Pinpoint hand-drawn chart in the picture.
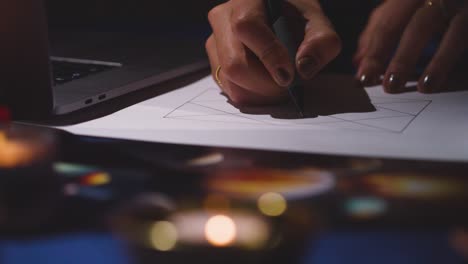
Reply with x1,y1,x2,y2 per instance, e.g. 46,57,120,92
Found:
164,88,432,133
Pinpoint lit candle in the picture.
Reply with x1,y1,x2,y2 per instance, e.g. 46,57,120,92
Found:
0,125,59,232
0,126,55,168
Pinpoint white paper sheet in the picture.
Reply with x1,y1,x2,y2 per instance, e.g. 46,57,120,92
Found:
60,76,468,162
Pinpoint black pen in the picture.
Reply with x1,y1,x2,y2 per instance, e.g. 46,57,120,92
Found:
265,0,305,118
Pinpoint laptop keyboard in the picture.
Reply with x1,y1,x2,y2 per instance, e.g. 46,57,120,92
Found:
51,60,117,86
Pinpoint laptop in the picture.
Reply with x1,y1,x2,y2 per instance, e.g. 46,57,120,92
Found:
0,0,209,119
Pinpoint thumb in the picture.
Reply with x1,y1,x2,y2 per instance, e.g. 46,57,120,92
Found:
292,0,341,79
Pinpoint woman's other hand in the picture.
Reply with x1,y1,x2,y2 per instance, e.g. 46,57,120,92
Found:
355,0,468,93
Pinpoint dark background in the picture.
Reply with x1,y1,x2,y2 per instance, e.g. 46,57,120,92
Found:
45,0,379,74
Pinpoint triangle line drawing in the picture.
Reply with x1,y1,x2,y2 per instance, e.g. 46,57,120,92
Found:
290,119,347,125
375,100,432,115
324,115,399,133
168,113,229,118
190,102,273,125
164,88,432,134
374,106,417,116
190,102,237,115
169,116,262,125
163,88,214,118
376,101,431,104
413,100,432,116
168,103,231,117
370,96,430,102
401,115,418,133
164,102,188,118
193,99,228,102
350,114,412,122
354,116,417,133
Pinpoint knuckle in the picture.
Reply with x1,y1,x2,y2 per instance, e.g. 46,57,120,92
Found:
205,36,214,52
259,40,283,60
257,39,290,67
223,58,244,80
322,32,342,56
208,4,225,23
231,11,261,36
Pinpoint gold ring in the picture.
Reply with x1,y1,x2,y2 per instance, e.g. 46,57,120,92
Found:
215,65,223,87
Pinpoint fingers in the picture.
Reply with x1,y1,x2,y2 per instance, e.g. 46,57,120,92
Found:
357,0,468,94
205,34,234,98
354,20,375,67
207,3,286,104
419,4,468,92
291,0,342,80
207,0,342,104
206,34,281,105
205,35,225,90
356,1,423,86
384,3,445,93
230,0,294,87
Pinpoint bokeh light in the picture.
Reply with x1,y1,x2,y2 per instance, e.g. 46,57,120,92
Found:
171,210,271,249
365,174,464,198
203,194,230,211
63,183,80,196
150,221,178,251
257,192,287,217
53,163,93,175
206,168,335,201
345,197,387,219
0,131,35,168
187,153,224,166
81,172,111,186
234,213,270,249
205,215,237,247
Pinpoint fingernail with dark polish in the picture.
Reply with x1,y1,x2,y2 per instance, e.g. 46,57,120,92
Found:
387,73,404,93
297,57,318,79
359,74,371,86
276,68,292,86
359,74,379,87
421,75,432,93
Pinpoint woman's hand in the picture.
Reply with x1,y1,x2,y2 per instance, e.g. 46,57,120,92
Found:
205,0,341,105
355,0,468,93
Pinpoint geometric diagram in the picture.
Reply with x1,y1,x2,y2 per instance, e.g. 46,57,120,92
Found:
164,88,432,133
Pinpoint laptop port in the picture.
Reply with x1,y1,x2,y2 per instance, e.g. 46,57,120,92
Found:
85,99,93,105
98,94,107,100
